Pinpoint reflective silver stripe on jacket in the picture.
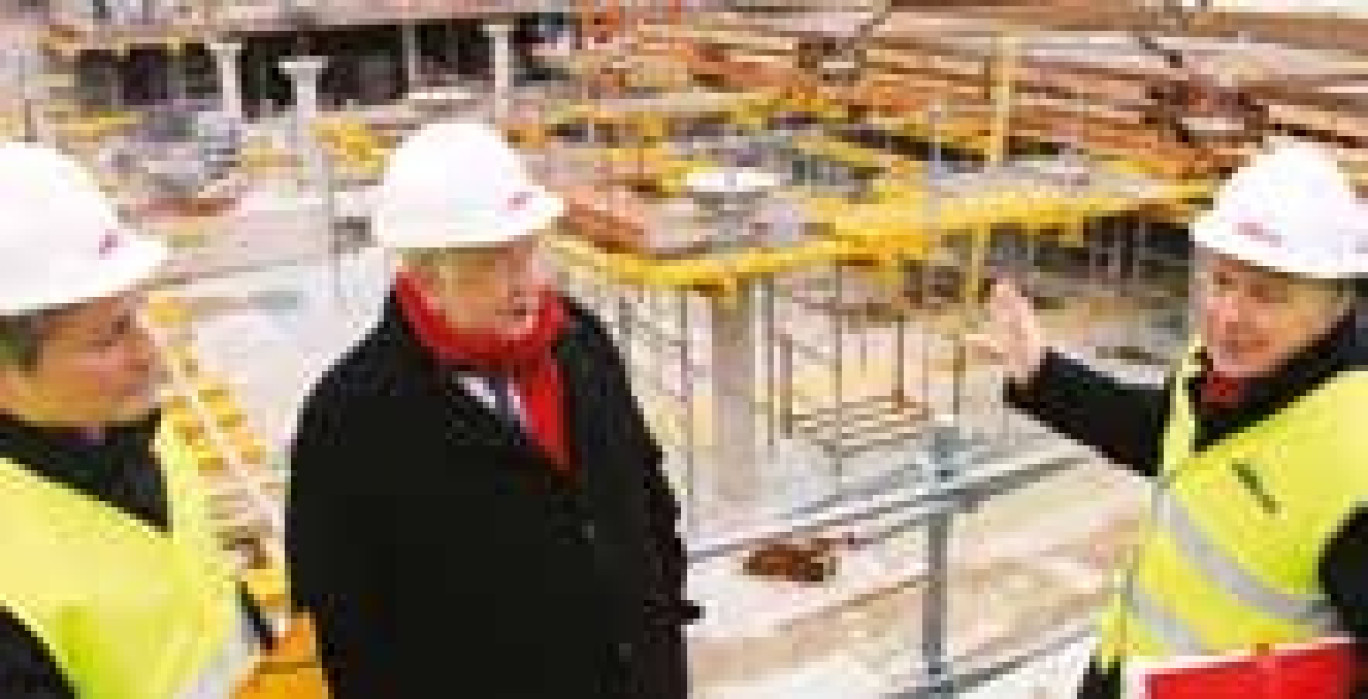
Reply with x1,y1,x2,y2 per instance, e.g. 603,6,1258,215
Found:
177,610,257,699
1156,492,1328,623
1123,492,1340,656
1127,585,1209,657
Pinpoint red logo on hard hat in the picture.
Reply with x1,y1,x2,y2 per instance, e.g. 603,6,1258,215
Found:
508,191,532,212
1235,221,1281,246
97,232,123,258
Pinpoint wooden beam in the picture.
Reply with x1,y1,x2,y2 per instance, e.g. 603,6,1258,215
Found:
945,6,1368,54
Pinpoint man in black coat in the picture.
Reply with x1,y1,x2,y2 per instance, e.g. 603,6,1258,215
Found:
287,121,696,699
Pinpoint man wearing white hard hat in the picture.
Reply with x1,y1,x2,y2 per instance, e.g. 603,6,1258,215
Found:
287,122,696,699
980,140,1368,697
0,142,268,698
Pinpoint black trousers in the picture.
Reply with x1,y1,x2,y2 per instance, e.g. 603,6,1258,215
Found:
1077,659,1121,699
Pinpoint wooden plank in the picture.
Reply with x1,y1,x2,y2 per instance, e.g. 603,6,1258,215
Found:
658,8,1368,174
1015,96,1148,127
944,6,1368,53
1014,64,1155,104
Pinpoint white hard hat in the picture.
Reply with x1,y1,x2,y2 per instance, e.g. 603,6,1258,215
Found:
0,142,167,316
1191,139,1368,279
371,121,565,250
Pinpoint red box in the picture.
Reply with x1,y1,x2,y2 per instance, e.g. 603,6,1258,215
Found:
1124,638,1358,698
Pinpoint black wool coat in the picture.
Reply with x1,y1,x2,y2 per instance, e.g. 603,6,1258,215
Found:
287,294,695,699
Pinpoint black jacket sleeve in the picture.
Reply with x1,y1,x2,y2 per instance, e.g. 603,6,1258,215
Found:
634,422,684,590
1005,350,1172,479
1317,508,1368,698
286,391,396,699
0,609,74,699
639,423,701,623
596,318,700,624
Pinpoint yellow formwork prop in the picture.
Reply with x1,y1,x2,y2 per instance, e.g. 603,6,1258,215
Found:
659,154,717,189
635,113,670,145
961,223,994,318
239,143,296,175
510,121,552,150
55,113,137,140
548,234,879,297
314,118,390,174
145,294,193,327
895,117,997,159
0,116,21,139
240,567,289,613
725,101,769,132
35,73,76,90
794,137,891,170
815,176,1212,260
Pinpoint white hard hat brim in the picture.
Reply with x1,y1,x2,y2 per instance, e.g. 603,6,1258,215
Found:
377,185,566,250
1189,139,1368,280
1191,214,1368,280
0,233,168,316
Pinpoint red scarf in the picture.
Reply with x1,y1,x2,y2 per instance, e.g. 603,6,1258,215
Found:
395,273,573,473
1199,371,1247,410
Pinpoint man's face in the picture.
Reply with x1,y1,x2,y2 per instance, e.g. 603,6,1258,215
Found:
1195,252,1349,379
0,293,162,427
420,236,552,338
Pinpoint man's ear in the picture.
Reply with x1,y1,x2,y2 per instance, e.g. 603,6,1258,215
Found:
0,362,32,407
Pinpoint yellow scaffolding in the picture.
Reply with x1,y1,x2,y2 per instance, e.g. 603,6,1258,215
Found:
549,234,880,297
550,174,1212,299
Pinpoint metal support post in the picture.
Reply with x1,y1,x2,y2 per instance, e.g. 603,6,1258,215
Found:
711,282,759,504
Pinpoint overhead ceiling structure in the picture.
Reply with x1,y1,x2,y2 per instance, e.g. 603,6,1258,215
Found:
949,2,1368,53
645,1,1368,179
1208,0,1368,17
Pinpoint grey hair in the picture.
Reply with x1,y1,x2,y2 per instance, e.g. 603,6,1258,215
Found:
400,246,540,286
0,309,56,370
400,248,482,275
1330,278,1360,307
